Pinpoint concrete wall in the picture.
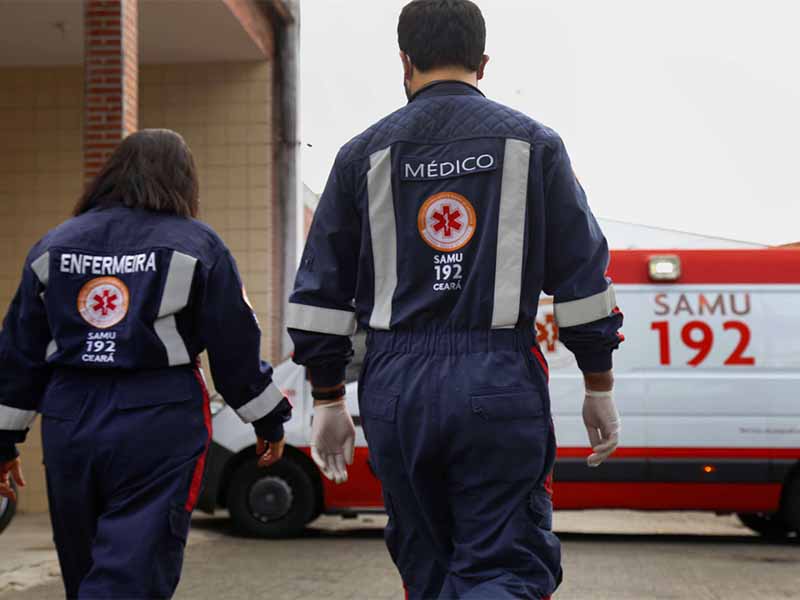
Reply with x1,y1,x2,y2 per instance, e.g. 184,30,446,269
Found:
0,61,284,512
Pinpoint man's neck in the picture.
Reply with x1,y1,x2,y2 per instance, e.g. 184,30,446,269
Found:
407,67,478,97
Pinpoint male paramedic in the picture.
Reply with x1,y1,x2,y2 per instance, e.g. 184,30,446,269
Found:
287,1,624,598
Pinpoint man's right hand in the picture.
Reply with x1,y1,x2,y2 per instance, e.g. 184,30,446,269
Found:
0,458,25,503
310,398,356,485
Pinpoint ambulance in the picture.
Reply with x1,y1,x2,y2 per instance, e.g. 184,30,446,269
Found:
198,249,800,539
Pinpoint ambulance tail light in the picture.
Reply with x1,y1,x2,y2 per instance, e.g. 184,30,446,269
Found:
648,255,681,281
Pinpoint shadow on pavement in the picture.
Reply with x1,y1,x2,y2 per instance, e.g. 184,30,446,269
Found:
557,530,799,548
302,527,386,539
191,515,799,549
190,516,386,539
190,516,234,535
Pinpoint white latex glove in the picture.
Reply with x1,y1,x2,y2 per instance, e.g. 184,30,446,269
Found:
582,389,621,467
310,399,356,484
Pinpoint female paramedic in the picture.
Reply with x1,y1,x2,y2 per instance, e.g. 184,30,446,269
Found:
0,129,291,599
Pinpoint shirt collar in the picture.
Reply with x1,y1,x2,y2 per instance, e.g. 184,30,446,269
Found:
408,80,485,103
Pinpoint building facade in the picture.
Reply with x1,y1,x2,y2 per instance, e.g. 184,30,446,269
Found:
0,0,298,512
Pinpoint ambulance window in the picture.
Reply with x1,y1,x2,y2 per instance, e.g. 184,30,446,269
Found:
345,331,367,383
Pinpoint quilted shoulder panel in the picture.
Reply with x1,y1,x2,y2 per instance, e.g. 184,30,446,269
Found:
336,95,561,166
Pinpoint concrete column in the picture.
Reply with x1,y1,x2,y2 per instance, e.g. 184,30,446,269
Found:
83,0,138,182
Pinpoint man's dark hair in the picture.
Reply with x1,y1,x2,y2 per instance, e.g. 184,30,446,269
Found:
398,0,486,72
75,128,199,218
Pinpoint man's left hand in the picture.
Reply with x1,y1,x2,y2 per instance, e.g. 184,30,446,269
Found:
582,390,620,467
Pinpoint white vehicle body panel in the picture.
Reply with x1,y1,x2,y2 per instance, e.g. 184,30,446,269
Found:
214,285,800,454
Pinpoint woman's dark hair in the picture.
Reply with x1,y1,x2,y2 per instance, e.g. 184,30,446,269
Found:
75,128,199,218
398,0,486,72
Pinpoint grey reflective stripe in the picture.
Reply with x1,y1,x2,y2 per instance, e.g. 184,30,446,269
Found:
367,147,397,330
31,251,49,286
286,302,357,336
32,254,54,355
154,317,189,366
491,139,531,328
155,251,197,366
236,382,284,423
554,285,617,327
0,404,36,430
158,252,197,317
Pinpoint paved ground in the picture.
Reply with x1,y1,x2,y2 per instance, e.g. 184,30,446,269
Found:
1,511,798,599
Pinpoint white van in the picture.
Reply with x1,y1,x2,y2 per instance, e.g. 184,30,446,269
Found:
197,249,800,538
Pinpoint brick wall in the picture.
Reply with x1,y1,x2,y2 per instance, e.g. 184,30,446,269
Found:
84,0,138,181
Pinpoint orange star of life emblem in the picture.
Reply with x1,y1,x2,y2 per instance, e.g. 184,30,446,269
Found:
417,191,477,252
77,276,130,329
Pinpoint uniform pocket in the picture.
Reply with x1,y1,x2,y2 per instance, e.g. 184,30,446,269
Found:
158,505,191,596
169,505,192,545
115,368,195,410
359,388,399,423
528,489,554,531
466,388,548,483
470,389,544,421
39,375,88,421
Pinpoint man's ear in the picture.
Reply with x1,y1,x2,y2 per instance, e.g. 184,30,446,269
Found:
477,54,490,81
400,51,414,81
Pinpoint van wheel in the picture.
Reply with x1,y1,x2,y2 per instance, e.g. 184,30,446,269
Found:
737,512,791,538
228,454,315,538
780,470,800,533
0,481,16,534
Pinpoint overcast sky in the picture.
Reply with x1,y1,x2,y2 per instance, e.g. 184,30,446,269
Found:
300,0,800,245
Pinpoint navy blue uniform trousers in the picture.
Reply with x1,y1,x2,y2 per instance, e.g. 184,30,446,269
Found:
359,330,561,600
41,367,211,599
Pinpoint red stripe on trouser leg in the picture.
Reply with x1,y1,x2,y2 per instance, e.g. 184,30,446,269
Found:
544,419,555,497
530,345,549,381
186,368,213,512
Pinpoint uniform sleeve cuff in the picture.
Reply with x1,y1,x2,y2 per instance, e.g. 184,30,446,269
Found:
308,364,346,388
575,351,613,373
0,429,29,446
0,445,19,462
252,398,292,442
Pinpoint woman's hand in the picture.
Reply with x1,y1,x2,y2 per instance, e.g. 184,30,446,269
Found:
256,436,286,468
0,458,25,503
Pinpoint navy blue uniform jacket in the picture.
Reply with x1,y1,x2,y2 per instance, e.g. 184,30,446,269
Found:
0,205,290,460
288,81,623,385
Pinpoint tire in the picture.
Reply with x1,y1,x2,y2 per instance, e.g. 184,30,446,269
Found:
227,454,316,538
780,469,800,533
737,512,791,539
0,481,17,535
